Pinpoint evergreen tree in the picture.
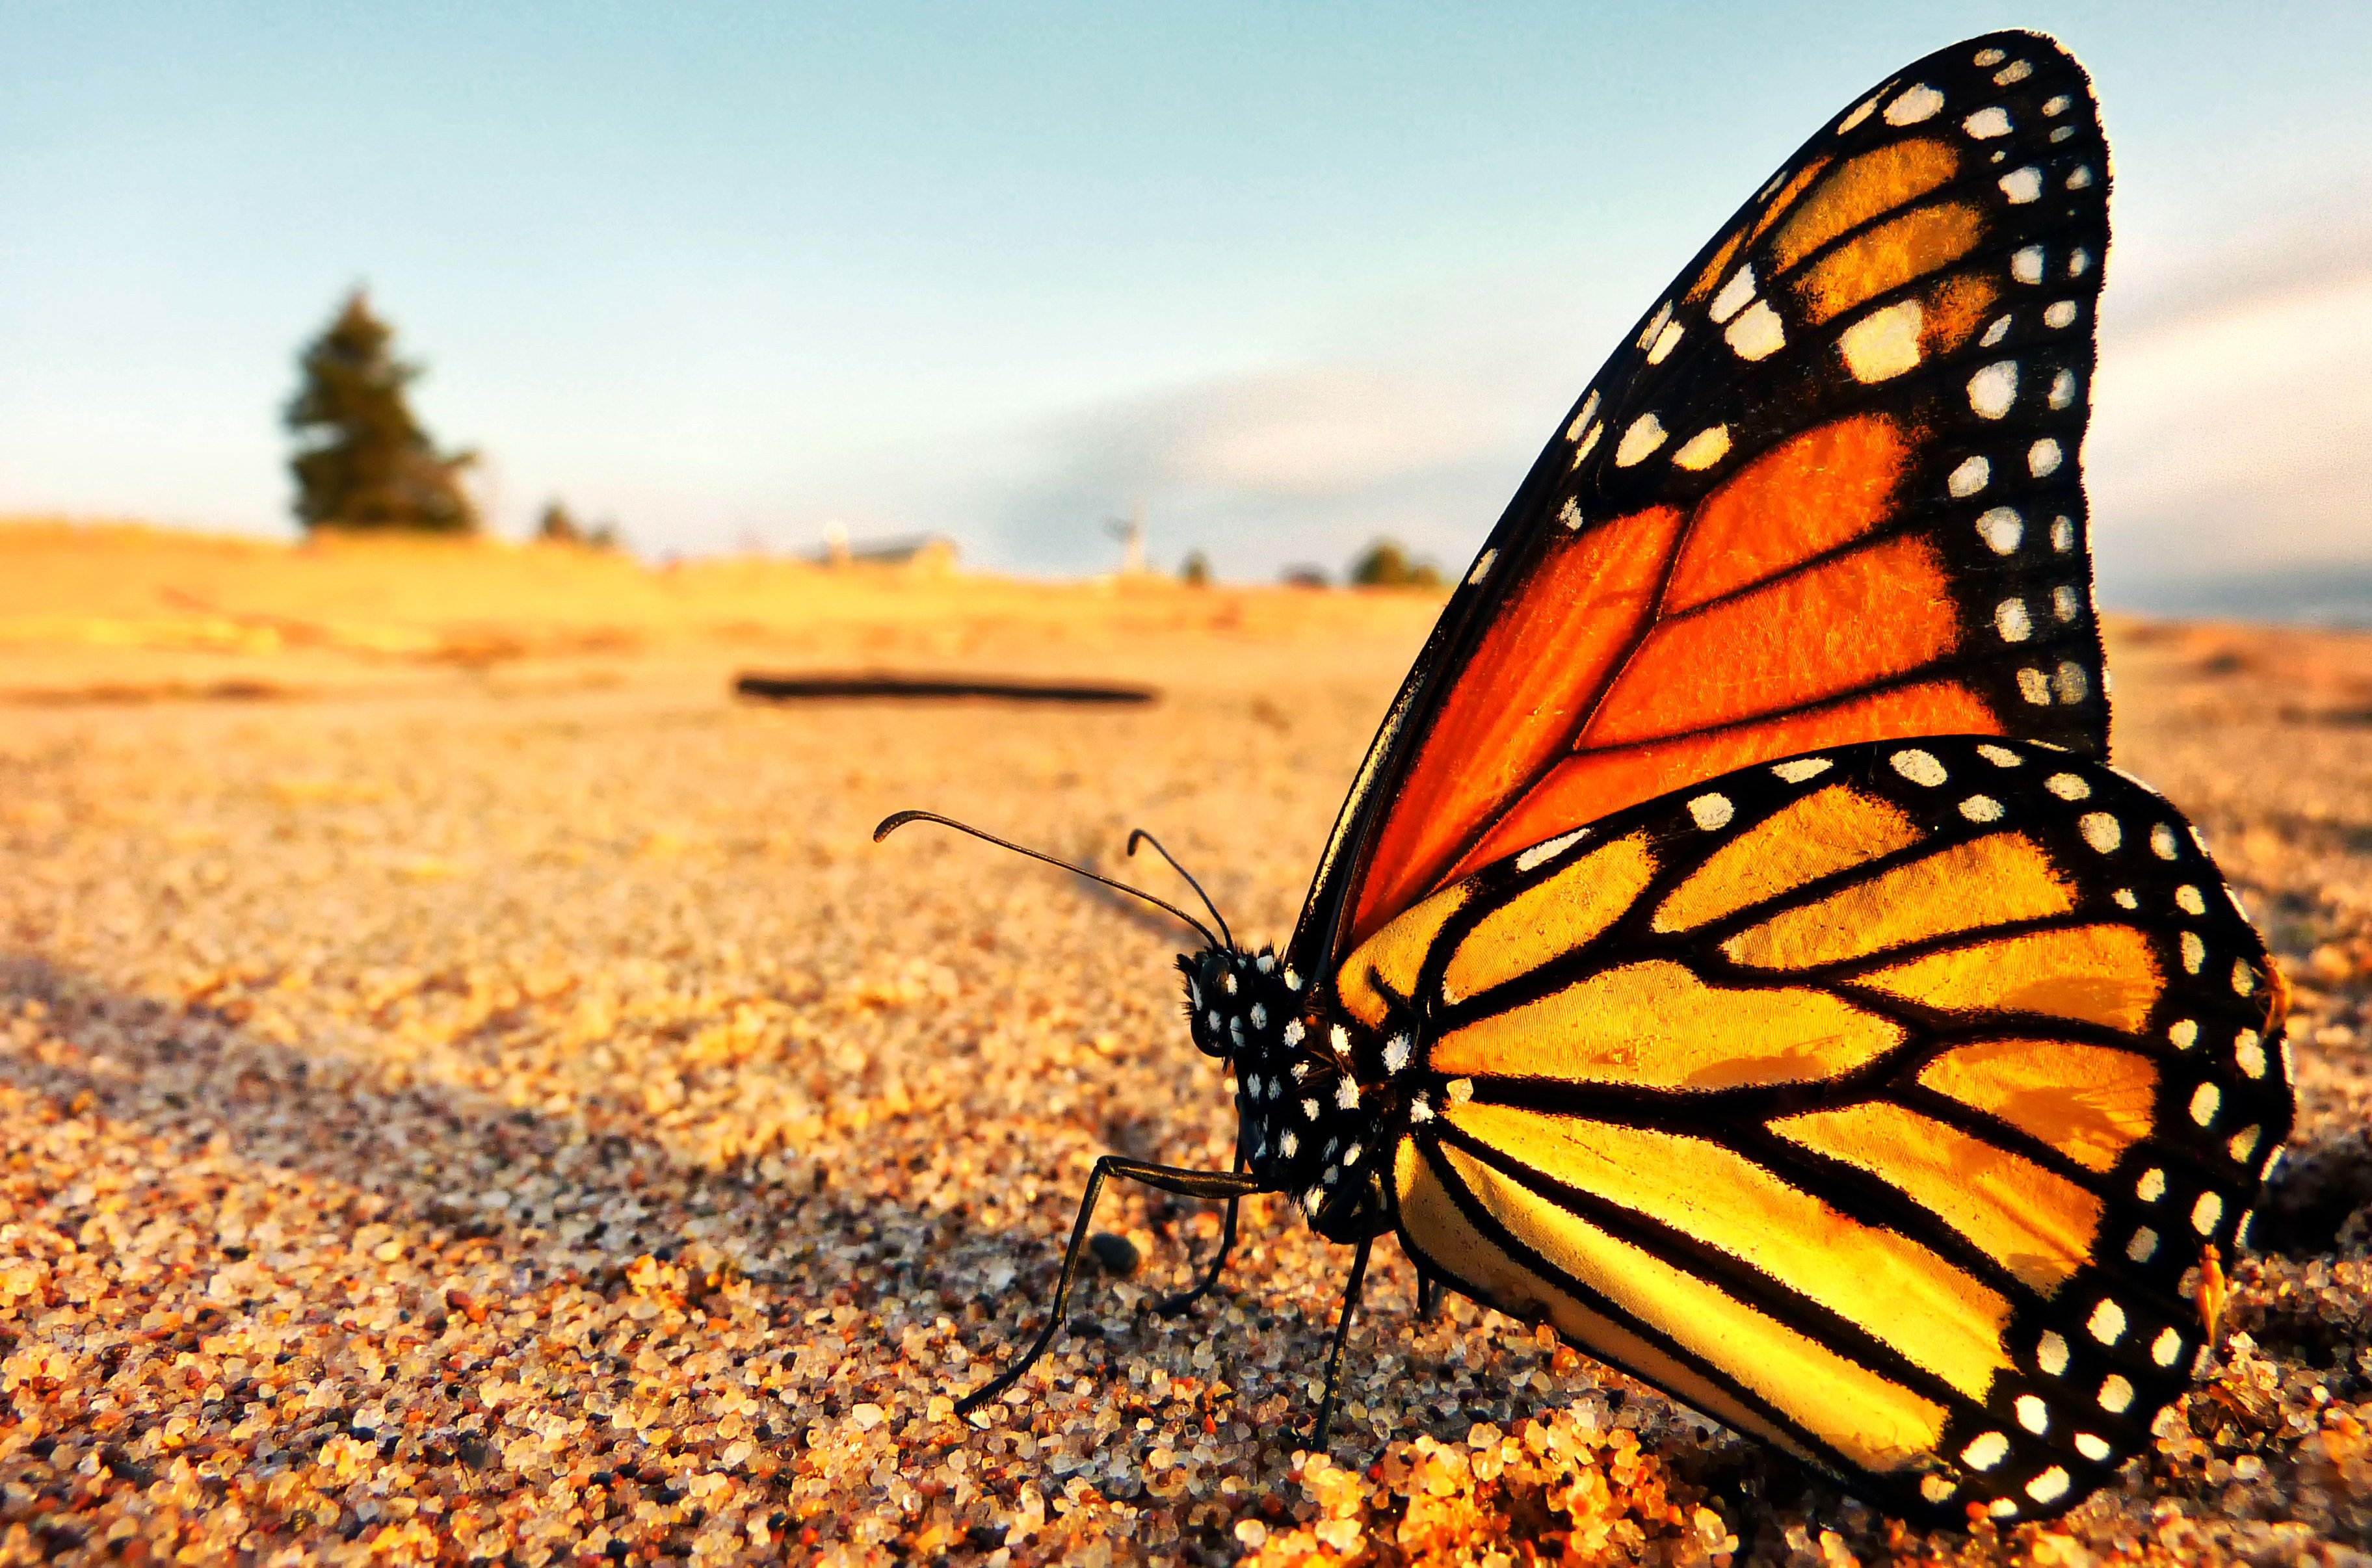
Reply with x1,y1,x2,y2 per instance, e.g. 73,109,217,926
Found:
285,291,479,534
1179,550,1211,587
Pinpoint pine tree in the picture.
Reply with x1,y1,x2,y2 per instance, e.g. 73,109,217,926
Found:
285,291,479,534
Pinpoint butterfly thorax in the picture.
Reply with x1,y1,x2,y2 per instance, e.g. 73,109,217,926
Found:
1179,945,1388,1242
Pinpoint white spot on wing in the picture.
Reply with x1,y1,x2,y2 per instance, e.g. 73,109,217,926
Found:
2079,813,2122,853
1995,598,2031,642
1514,827,1588,873
2049,368,2077,408
1564,390,1601,441
1962,1430,2009,1469
1725,298,1786,360
1771,757,1832,783
1839,298,1924,382
2012,245,2045,284
2000,166,2044,203
1976,744,2022,768
1963,107,2012,138
1709,266,1756,324
1688,793,1735,830
1960,794,2003,823
1671,425,1731,470
1890,749,1947,786
1950,456,1991,497
2044,772,2089,801
1975,506,2022,553
1468,549,1497,585
1884,83,1945,125
1968,360,2018,417
1646,319,1685,364
1614,414,1668,467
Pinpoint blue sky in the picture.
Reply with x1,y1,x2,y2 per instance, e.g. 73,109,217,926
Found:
5,2,2369,597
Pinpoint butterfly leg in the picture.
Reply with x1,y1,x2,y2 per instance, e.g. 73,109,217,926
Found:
954,1157,1266,1417
1155,1155,1248,1316
1308,1223,1376,1453
1414,1267,1444,1323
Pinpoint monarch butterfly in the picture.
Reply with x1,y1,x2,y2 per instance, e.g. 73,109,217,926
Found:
877,29,2293,1526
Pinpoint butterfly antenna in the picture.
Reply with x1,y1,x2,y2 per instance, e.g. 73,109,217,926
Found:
1125,829,1234,951
874,810,1222,949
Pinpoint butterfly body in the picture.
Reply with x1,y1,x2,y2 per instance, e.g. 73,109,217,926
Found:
894,27,2299,1529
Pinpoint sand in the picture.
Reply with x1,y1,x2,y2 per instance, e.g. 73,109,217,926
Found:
3,529,2371,1565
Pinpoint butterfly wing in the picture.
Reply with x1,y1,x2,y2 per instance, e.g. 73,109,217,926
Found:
1338,736,2289,1522
1291,31,2114,976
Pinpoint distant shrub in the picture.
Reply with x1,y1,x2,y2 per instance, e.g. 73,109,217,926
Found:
285,291,478,535
1280,564,1330,589
1180,551,1212,587
1349,538,1444,588
536,501,621,550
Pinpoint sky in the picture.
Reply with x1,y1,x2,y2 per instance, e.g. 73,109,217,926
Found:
4,1,2369,605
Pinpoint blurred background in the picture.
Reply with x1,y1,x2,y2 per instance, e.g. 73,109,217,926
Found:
3,1,2368,610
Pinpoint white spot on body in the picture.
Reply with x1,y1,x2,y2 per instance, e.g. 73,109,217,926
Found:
1709,267,1756,324
1839,298,1925,382
1330,1024,1352,1060
1280,1130,1298,1157
1689,794,1735,830
1256,952,1275,973
1885,83,1945,125
1726,299,1786,360
1302,1098,1321,1121
1283,1018,1306,1047
1615,414,1668,467
1890,749,1948,786
1950,456,1991,497
1341,1142,1362,1167
1250,1003,1267,1029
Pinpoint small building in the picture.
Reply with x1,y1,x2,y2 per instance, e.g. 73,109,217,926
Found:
813,528,958,574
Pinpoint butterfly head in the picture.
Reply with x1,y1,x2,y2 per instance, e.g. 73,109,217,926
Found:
1178,945,1296,1060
